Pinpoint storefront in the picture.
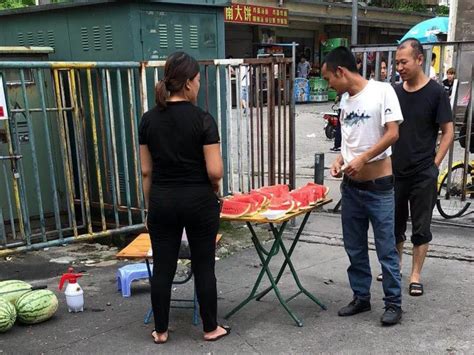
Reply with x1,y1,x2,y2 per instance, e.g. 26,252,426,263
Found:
223,3,316,62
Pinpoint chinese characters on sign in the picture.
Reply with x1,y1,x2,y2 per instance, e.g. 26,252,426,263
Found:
224,4,289,27
0,76,8,121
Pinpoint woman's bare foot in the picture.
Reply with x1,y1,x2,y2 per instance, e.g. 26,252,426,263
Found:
203,325,231,341
151,330,168,344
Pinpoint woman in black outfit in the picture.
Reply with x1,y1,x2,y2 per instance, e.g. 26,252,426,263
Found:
139,52,230,344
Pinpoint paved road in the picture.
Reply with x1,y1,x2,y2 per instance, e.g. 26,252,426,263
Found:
0,213,472,354
0,103,472,354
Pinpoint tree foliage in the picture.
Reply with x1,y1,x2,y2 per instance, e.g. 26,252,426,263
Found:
369,0,449,14
0,0,66,10
435,5,449,16
0,0,35,10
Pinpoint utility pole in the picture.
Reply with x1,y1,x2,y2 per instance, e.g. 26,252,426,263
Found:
447,0,457,41
351,0,358,45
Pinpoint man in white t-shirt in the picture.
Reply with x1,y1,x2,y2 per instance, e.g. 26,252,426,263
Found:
322,46,404,326
297,56,311,78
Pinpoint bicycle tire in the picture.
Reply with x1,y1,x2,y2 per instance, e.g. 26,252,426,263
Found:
436,163,473,219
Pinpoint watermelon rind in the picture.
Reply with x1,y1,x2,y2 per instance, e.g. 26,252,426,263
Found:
221,200,252,218
0,296,17,333
229,195,261,216
0,280,32,305
16,290,58,325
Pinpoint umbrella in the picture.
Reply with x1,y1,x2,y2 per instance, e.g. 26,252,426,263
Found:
400,17,449,44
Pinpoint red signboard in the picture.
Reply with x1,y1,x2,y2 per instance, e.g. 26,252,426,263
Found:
224,3,289,27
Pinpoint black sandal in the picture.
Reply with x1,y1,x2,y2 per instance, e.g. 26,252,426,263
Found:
204,325,231,342
409,282,424,296
151,330,168,344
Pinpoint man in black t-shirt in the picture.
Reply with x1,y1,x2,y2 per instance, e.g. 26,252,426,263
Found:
390,38,454,297
442,67,456,98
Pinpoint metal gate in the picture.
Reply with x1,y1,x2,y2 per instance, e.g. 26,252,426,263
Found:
0,56,295,252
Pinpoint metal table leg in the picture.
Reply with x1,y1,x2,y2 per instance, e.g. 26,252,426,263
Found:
255,212,327,310
224,221,283,321
144,259,153,324
224,215,326,327
255,211,311,301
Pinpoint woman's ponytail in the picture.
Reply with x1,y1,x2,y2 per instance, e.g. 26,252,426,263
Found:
154,52,200,110
155,79,169,110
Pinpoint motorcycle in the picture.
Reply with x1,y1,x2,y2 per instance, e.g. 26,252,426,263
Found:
322,103,340,139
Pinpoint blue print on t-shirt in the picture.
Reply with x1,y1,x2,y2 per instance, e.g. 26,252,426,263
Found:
344,110,371,127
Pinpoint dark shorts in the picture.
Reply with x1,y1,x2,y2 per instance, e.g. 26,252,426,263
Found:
394,164,438,246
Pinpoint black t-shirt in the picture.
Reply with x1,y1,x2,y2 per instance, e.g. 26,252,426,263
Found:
392,80,452,178
138,101,220,186
442,78,453,97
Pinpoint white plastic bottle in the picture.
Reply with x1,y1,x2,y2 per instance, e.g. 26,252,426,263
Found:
58,269,84,313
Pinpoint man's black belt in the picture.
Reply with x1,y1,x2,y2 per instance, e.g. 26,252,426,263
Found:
342,175,394,192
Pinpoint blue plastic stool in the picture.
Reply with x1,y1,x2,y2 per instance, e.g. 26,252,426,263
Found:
117,263,150,298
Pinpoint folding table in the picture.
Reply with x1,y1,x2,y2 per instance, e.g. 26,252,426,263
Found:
222,199,331,327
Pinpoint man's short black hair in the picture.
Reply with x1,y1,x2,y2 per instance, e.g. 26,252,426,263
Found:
398,38,424,59
323,46,358,73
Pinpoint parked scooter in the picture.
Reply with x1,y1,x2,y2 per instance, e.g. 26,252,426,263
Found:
322,102,340,139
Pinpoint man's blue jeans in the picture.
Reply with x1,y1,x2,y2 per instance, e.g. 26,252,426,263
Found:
341,182,402,307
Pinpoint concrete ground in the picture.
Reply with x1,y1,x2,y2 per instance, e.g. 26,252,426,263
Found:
1,102,473,354
0,210,472,354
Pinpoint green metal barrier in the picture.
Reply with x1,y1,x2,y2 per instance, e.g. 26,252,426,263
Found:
0,62,145,252
0,57,295,253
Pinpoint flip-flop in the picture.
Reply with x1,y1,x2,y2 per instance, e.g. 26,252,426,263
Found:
409,282,424,296
204,325,231,342
151,330,168,344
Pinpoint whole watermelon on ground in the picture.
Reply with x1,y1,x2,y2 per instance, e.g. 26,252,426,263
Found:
0,296,17,332
0,280,32,305
15,289,58,324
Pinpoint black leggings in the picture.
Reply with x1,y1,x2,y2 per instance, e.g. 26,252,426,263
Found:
147,184,220,333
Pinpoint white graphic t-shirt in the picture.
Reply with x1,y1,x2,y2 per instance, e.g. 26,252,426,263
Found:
339,79,403,165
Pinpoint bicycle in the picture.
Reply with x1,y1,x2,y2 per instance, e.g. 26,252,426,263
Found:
436,160,474,218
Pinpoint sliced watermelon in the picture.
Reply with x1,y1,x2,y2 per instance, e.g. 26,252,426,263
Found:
243,193,268,208
250,190,273,204
257,184,290,198
290,190,310,207
268,196,297,213
304,182,330,201
228,195,260,216
221,200,251,218
293,186,319,204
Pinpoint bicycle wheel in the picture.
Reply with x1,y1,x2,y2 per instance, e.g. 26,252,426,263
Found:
436,164,474,219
